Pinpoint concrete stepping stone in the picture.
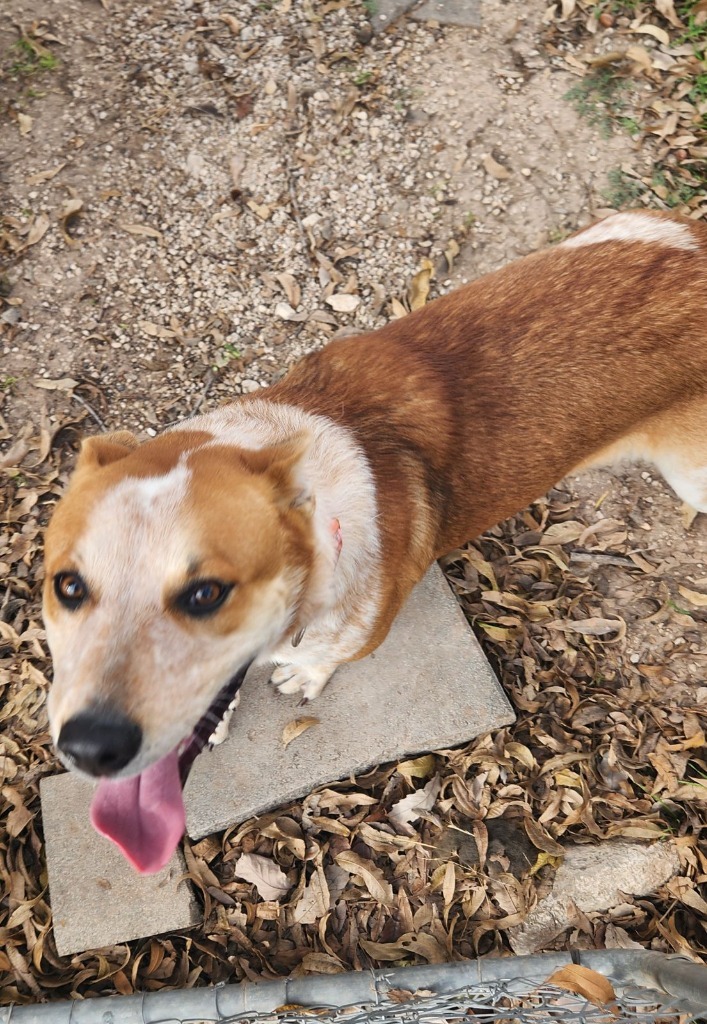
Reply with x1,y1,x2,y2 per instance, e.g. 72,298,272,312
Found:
370,0,481,33
186,565,512,837
40,774,198,956
41,565,513,954
370,0,418,34
412,0,482,27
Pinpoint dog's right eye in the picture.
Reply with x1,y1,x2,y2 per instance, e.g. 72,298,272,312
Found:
175,579,233,617
54,572,88,610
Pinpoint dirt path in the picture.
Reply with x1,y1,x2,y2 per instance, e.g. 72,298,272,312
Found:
2,0,707,1002
3,0,640,437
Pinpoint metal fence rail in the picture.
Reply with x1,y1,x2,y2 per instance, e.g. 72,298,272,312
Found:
2,950,707,1024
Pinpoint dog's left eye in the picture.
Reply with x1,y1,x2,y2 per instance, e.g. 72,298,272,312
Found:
54,572,88,610
175,579,233,617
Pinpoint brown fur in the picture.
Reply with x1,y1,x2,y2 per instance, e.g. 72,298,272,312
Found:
262,213,707,651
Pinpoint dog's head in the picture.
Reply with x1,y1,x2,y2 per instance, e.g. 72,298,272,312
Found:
43,427,316,872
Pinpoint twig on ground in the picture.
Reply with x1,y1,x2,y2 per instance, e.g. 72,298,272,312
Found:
72,392,107,431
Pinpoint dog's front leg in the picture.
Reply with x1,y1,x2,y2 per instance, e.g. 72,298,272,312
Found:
269,662,339,702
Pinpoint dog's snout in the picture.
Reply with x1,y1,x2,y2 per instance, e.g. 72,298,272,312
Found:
57,709,142,777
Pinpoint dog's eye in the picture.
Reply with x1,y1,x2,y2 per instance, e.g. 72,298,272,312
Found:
54,572,88,610
176,579,232,617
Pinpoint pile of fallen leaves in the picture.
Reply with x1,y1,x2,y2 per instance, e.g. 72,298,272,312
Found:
545,0,707,216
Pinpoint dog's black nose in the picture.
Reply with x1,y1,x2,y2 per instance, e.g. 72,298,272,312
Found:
57,709,142,776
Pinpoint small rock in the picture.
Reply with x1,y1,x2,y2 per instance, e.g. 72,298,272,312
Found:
240,379,261,393
326,293,360,313
1,308,21,326
356,22,374,44
509,840,680,955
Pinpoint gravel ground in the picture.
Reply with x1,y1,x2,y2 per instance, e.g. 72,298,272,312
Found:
2,0,642,438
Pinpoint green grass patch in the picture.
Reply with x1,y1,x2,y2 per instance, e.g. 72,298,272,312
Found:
602,168,648,208
564,69,631,138
8,37,59,77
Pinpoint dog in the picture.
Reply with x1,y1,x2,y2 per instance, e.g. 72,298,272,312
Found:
42,210,707,873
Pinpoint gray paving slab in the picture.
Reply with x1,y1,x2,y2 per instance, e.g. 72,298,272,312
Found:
40,773,199,956
186,564,513,838
370,0,417,34
412,0,482,27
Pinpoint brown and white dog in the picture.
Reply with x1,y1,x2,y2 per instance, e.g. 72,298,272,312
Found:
43,211,707,873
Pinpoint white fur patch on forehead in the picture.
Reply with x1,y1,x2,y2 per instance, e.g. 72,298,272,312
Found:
124,462,191,508
77,462,192,595
561,213,699,251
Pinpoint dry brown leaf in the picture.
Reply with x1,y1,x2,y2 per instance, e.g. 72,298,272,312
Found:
18,113,33,136
357,823,418,852
57,197,83,247
666,876,707,915
358,938,412,961
3,786,34,837
442,860,456,908
678,585,707,607
625,45,653,73
282,716,319,749
444,238,460,271
298,952,343,974
22,214,50,250
32,377,78,391
655,0,684,27
409,258,433,311
121,222,164,242
505,741,536,770
548,616,625,638
138,321,175,340
390,297,408,319
524,817,564,856
397,754,436,784
26,163,66,185
229,152,246,189
232,853,291,901
291,865,329,924
276,272,301,308
541,520,585,545
389,775,441,832
400,933,449,963
545,965,618,1009
219,13,243,34
482,153,512,180
246,199,272,221
633,23,671,45
335,850,395,905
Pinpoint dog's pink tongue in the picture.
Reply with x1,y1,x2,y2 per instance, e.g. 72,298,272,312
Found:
90,749,186,875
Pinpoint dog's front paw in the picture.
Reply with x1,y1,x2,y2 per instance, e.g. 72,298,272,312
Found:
207,690,241,747
270,663,334,702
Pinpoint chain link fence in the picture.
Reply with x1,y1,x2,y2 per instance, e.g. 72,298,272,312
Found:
2,950,706,1024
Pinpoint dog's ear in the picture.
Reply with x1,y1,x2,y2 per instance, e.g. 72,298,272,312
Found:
76,430,140,471
240,431,314,512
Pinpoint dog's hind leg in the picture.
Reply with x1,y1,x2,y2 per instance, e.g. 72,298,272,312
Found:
642,397,707,514
577,396,707,515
